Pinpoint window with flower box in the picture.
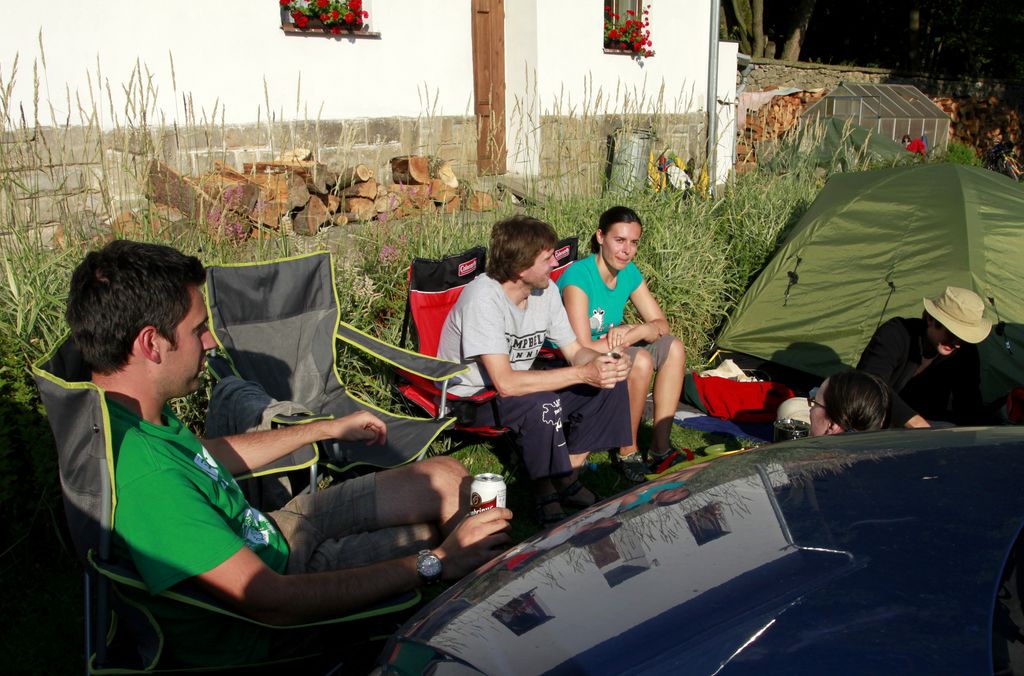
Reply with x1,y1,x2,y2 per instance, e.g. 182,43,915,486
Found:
604,2,654,59
279,0,380,38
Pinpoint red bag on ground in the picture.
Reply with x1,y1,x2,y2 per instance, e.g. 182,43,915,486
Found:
688,372,795,423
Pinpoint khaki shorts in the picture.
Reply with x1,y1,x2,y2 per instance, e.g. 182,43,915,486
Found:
271,473,437,574
623,334,677,371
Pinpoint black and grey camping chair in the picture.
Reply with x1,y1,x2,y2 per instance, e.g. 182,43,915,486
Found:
204,252,467,476
32,338,421,673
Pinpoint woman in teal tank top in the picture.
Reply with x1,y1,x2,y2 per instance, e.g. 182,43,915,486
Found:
557,206,688,482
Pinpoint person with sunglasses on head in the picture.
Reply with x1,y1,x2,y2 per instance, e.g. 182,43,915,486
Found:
807,370,892,436
856,286,992,428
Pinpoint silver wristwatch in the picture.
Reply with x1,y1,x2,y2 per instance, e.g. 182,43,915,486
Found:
416,549,442,583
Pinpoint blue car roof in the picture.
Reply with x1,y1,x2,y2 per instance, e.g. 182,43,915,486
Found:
385,427,1024,675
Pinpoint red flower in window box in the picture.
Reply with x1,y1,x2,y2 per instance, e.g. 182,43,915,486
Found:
604,3,654,60
281,1,370,33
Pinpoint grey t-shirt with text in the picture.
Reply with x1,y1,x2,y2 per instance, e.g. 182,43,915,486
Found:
436,274,577,396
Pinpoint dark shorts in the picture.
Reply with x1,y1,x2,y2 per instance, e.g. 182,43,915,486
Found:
473,381,632,480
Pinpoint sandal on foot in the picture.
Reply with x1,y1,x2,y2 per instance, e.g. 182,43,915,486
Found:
557,478,601,509
613,452,650,483
534,493,567,526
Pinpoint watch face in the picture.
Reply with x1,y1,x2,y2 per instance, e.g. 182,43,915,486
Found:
418,551,442,580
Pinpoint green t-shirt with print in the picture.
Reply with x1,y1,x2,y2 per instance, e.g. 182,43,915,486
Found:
108,399,290,666
556,254,643,341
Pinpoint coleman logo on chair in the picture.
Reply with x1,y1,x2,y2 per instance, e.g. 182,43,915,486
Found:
555,245,571,262
458,259,477,277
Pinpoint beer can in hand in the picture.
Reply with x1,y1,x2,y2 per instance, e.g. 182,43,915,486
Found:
470,473,507,515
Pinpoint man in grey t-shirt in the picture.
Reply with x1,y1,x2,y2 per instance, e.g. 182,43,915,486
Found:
437,216,632,525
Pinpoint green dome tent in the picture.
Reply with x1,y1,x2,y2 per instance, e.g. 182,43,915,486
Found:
716,163,1024,402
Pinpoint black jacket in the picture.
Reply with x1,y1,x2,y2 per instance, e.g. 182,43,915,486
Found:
856,317,983,426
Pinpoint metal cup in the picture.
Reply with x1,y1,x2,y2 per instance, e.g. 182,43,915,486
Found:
773,418,811,442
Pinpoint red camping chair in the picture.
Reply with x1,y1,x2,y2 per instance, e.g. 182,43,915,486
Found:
397,246,506,438
538,236,579,364
549,236,579,284
396,237,581,438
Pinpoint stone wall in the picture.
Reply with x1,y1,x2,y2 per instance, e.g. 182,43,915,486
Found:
0,114,481,238
1,109,708,239
536,111,706,195
156,115,480,179
0,125,112,240
744,58,1024,107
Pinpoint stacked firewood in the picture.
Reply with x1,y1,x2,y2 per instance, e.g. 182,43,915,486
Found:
146,151,497,239
375,156,495,218
735,89,827,173
932,96,1023,153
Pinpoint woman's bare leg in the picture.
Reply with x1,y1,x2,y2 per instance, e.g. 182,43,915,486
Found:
650,339,686,455
621,349,653,458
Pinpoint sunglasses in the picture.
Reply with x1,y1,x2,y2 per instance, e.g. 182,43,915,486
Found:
807,386,823,411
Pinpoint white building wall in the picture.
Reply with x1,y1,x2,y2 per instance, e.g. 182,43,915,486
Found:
716,40,740,185
532,0,712,113
506,0,723,175
2,0,735,178
1,0,476,127
504,0,541,175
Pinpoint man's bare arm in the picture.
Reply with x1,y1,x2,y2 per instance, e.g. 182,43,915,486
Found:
479,348,629,399
196,507,513,625
202,411,386,476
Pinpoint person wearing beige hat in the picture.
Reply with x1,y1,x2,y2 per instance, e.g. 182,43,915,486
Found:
856,286,992,428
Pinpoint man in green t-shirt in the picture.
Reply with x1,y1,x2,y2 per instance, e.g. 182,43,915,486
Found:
66,240,512,666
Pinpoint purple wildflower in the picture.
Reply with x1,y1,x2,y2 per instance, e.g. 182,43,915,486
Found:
222,184,245,209
207,206,224,227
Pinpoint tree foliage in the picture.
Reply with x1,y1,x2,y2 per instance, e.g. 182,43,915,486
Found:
722,0,818,61
722,0,1024,79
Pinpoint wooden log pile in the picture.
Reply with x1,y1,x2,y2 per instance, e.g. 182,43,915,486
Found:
733,88,1021,172
932,96,1023,155
735,89,827,174
145,151,498,239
